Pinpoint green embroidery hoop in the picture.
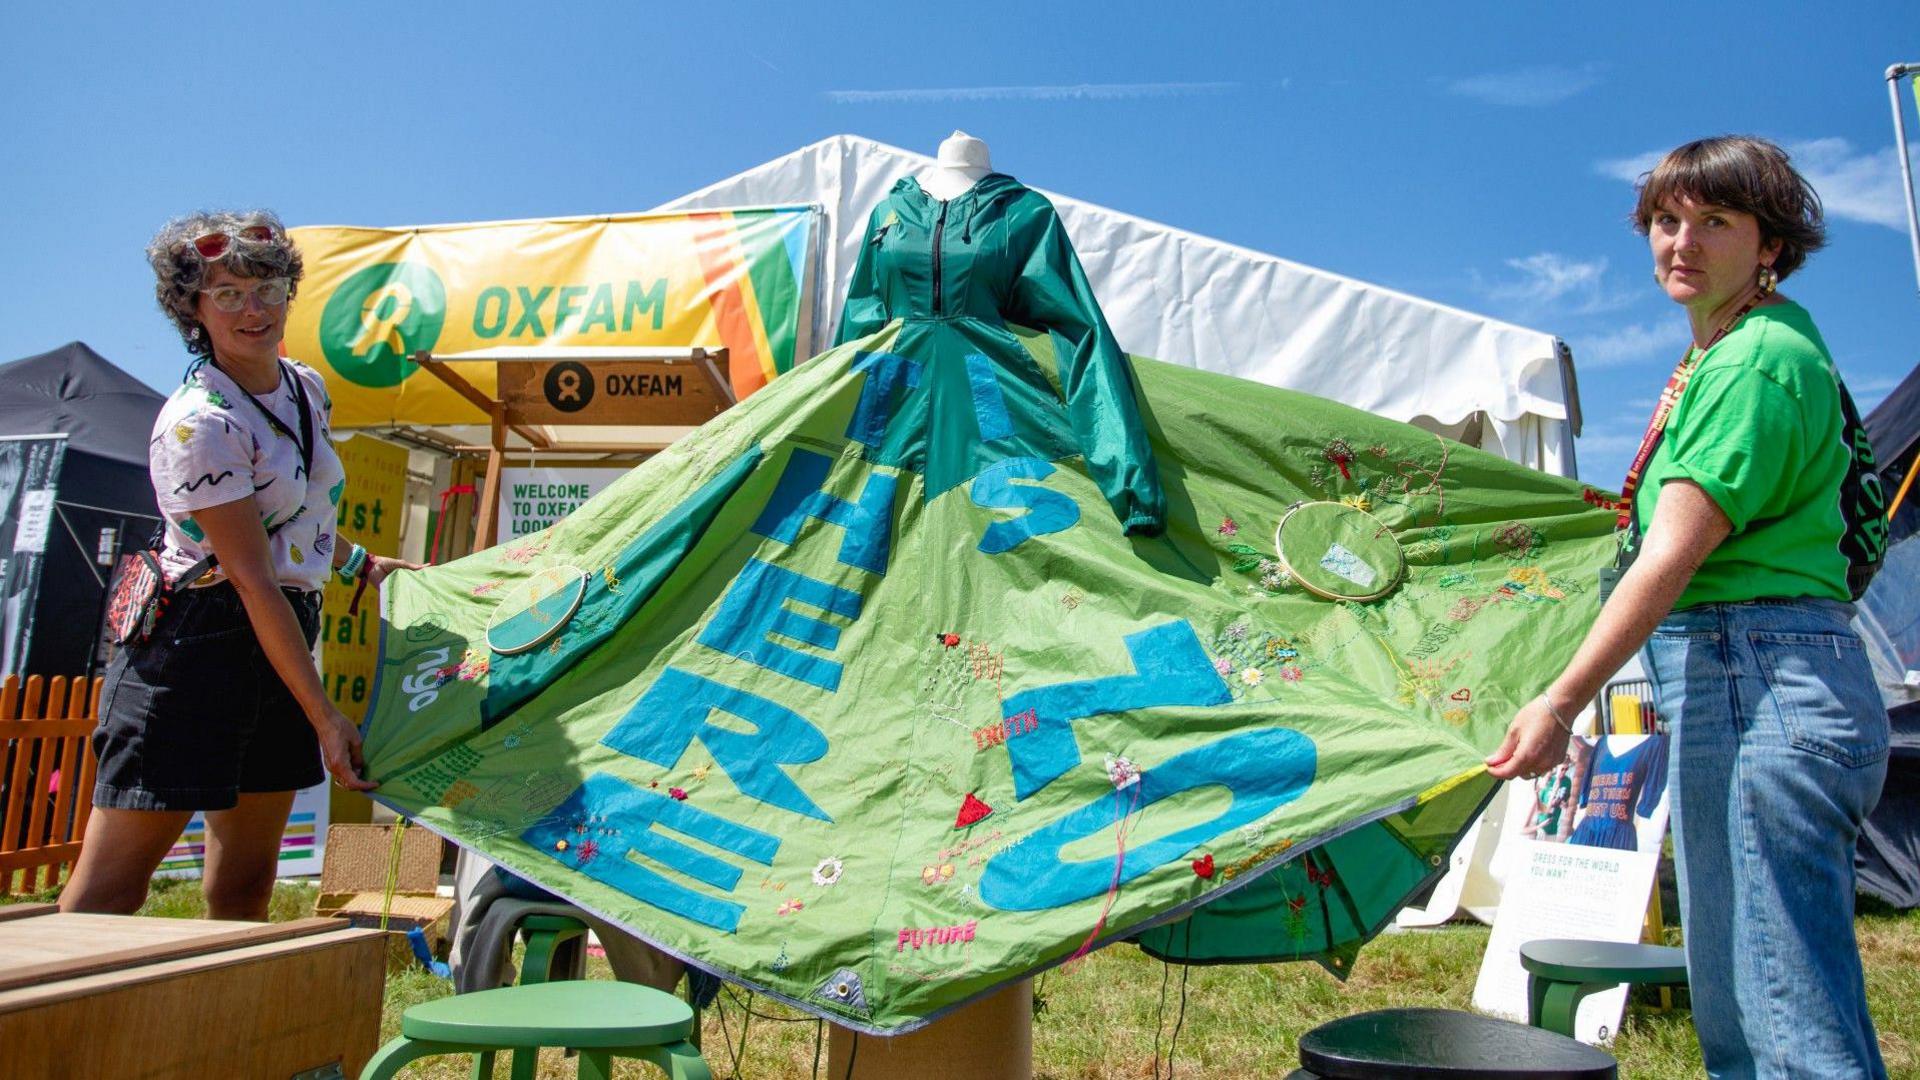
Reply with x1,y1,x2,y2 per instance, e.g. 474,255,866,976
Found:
485,566,589,655
1274,501,1407,602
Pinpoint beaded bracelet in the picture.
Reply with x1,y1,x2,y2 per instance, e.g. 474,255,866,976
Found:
337,543,368,583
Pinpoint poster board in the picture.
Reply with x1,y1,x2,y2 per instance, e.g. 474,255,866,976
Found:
497,466,625,539
155,783,330,879
1472,734,1672,1043
319,435,409,723
0,435,67,678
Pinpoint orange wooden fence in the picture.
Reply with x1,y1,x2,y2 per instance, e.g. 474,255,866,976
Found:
0,675,100,895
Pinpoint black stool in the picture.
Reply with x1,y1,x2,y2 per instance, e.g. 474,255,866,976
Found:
1283,1007,1617,1079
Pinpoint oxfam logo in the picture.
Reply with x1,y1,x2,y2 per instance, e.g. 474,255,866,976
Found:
319,262,448,388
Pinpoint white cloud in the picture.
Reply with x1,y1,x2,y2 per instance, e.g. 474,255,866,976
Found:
1594,151,1662,185
1789,138,1913,230
1594,138,1919,231
1474,253,1636,316
825,82,1237,105
1443,65,1603,107
1569,319,1692,371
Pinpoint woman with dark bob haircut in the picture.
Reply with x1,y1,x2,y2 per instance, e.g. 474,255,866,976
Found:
1487,137,1889,1076
61,210,417,920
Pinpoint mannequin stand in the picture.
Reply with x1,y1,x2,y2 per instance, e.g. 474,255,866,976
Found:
826,979,1032,1079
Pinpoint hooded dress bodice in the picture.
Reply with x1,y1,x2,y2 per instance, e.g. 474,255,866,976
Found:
836,174,1166,535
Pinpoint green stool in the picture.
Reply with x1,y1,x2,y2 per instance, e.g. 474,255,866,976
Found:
1520,938,1689,1037
517,913,588,986
361,980,711,1080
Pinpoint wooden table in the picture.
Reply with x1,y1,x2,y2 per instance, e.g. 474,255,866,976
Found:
0,905,386,1079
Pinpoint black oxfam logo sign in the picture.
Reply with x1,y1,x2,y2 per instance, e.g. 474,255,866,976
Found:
543,362,594,412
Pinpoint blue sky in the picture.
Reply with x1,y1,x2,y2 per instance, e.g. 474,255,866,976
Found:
3,2,1916,486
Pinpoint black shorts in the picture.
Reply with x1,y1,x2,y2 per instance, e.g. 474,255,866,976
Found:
91,582,326,812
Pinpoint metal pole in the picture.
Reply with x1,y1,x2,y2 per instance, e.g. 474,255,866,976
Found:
1888,63,1920,298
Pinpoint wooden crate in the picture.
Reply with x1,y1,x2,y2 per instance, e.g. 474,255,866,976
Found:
0,910,385,1079
316,824,455,949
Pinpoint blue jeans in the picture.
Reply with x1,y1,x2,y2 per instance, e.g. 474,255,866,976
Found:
1644,598,1889,1079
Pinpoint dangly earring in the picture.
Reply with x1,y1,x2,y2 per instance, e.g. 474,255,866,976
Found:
187,326,201,341
1757,265,1778,294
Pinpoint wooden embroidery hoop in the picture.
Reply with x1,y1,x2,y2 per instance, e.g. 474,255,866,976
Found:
1273,500,1407,603
485,566,589,655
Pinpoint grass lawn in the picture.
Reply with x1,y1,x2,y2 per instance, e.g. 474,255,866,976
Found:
8,876,1918,1078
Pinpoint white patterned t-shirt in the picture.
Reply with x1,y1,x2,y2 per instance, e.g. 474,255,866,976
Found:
148,358,346,593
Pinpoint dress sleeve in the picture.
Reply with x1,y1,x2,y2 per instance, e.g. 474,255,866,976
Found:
152,403,256,518
1005,200,1166,536
834,205,892,347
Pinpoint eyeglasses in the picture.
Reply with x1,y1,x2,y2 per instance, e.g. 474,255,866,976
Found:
184,224,278,261
199,277,290,313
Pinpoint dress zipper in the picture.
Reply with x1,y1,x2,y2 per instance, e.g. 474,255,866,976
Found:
931,199,949,315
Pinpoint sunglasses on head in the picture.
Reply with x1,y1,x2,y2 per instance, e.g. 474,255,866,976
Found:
199,276,290,313
184,224,278,261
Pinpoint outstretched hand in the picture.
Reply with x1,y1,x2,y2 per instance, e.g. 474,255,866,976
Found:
1486,696,1573,781
366,555,424,589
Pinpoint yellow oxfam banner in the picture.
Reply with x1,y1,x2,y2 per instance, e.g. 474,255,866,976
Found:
285,208,820,427
321,435,409,721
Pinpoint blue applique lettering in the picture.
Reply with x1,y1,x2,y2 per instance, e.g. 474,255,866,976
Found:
696,558,862,692
750,448,896,575
523,773,779,933
971,457,1081,555
605,668,832,822
1003,620,1231,799
979,726,1316,910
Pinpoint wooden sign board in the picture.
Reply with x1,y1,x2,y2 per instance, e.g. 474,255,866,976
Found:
497,358,730,426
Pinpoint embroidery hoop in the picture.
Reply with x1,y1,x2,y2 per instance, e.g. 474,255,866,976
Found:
1273,500,1407,602
485,565,589,655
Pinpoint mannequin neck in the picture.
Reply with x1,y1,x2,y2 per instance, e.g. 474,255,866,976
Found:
921,165,989,201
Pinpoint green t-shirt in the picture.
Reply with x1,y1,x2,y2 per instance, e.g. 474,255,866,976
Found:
1633,300,1851,608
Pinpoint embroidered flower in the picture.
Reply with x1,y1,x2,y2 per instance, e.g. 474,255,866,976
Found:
1105,754,1141,790
575,839,599,865
471,580,503,597
1340,493,1372,512
812,856,845,887
1239,667,1266,687
1279,666,1304,683
777,898,805,916
1323,439,1355,480
1368,443,1390,458
1226,621,1250,641
1217,516,1239,537
1213,657,1234,676
1192,854,1216,879
668,787,688,801
939,633,961,648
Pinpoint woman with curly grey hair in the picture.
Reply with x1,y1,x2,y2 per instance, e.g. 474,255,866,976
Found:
61,210,417,921
1488,137,1888,1077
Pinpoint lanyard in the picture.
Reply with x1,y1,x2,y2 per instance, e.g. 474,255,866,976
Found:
221,360,314,479
1617,293,1767,536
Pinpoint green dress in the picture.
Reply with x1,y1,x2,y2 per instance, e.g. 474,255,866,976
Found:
358,172,1619,1033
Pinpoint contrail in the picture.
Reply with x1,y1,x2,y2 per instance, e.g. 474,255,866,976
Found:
825,81,1238,105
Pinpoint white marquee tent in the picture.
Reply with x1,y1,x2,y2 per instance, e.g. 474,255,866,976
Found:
656,134,1584,477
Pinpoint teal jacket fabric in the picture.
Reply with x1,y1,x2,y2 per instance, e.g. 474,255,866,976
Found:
838,174,1166,535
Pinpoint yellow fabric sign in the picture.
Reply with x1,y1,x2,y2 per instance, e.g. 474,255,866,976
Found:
321,435,409,721
284,208,817,427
